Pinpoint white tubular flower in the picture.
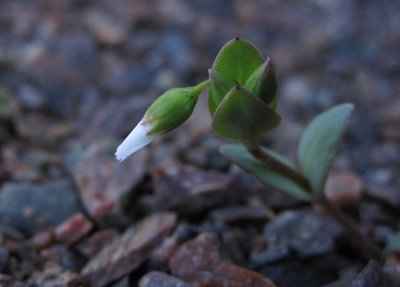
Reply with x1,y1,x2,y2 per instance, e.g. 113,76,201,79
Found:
115,118,156,162
115,81,209,162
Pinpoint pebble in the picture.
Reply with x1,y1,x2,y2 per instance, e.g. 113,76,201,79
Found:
81,212,177,287
139,271,191,287
0,180,82,235
252,210,342,265
30,230,55,250
168,232,276,286
76,229,119,258
324,170,363,207
69,139,148,225
352,260,389,287
169,233,221,282
153,162,235,216
54,213,93,245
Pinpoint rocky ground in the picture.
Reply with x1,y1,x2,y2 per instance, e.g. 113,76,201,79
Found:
0,0,400,286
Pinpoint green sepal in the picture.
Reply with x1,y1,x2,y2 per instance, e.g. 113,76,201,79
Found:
212,85,281,147
145,81,208,135
297,103,354,195
221,144,311,200
244,58,277,106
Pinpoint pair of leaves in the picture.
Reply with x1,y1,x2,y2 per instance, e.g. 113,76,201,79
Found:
221,103,354,199
221,144,311,200
209,38,280,146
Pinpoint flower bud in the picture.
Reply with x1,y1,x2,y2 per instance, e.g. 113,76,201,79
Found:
244,57,277,106
115,82,208,162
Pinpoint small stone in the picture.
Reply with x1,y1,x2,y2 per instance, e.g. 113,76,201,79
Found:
260,255,345,287
195,263,277,287
81,212,177,287
30,230,55,250
0,180,83,235
325,171,363,207
169,233,222,282
253,210,342,265
352,260,389,287
139,271,191,287
153,162,235,216
150,236,180,267
68,139,148,225
210,207,270,224
54,213,93,245
76,229,119,258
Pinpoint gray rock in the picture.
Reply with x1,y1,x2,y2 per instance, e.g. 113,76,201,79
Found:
0,180,82,235
352,261,390,287
253,210,342,265
81,212,177,287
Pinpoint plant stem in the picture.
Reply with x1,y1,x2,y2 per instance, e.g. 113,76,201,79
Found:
193,79,210,96
247,145,312,192
247,144,383,263
319,195,383,263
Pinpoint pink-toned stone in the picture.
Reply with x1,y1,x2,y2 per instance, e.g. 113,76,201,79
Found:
54,213,93,245
71,140,148,224
30,230,55,250
324,171,363,207
194,263,277,287
76,229,119,258
169,233,222,282
81,212,177,287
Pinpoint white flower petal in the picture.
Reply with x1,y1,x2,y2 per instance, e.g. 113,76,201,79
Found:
115,119,156,162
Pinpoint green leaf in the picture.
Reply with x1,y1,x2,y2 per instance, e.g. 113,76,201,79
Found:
297,103,354,195
208,38,264,115
212,85,281,147
221,144,311,200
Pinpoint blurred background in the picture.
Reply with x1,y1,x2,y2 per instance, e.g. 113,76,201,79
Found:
0,0,400,285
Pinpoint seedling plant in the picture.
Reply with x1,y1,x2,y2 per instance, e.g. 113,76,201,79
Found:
115,38,382,262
